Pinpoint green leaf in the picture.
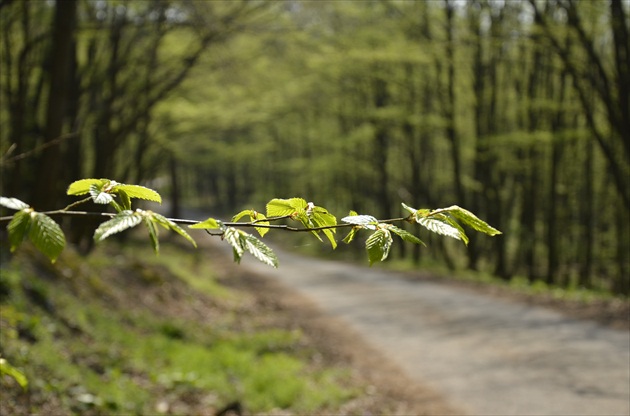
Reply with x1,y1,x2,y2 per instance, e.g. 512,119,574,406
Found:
242,233,278,268
90,184,115,205
401,202,417,216
28,213,65,263
232,209,253,222
365,228,393,266
189,217,222,229
432,205,502,236
67,178,107,196
94,210,142,242
309,205,337,249
266,198,307,218
341,214,378,230
232,209,270,237
7,209,32,252
223,227,244,263
112,184,162,204
143,216,160,254
342,227,359,244
151,213,197,247
417,214,467,243
0,357,28,390
118,190,132,211
0,197,30,211
387,225,425,246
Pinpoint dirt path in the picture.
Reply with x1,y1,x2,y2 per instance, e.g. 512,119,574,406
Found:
229,244,630,416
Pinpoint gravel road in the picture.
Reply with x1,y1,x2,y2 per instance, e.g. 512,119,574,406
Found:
234,245,630,416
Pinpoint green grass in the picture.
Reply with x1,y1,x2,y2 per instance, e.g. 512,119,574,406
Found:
0,241,356,414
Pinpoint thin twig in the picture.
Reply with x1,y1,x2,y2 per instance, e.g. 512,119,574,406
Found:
0,133,79,165
0,209,410,234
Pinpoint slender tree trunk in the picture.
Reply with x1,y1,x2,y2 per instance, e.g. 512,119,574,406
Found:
33,0,77,209
372,75,391,220
169,154,181,219
444,0,464,205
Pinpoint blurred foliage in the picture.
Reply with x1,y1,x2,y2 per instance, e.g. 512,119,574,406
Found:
1,0,628,294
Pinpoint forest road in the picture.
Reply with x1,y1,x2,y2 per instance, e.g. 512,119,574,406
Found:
231,244,630,416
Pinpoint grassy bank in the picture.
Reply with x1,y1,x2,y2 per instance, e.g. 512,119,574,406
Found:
0,238,356,415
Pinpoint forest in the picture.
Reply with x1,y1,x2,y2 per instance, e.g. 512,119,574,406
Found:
1,0,628,296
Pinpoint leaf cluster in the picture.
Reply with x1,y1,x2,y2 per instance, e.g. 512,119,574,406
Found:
1,179,501,268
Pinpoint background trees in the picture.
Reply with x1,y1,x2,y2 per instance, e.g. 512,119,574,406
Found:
1,0,627,295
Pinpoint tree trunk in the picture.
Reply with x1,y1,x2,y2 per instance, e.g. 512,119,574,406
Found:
33,0,77,210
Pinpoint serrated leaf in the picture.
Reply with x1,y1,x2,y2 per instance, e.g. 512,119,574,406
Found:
232,210,270,237
189,217,222,229
7,210,32,252
365,229,393,266
243,233,278,268
387,225,426,246
341,214,378,230
266,198,307,217
417,215,465,243
28,213,65,263
118,190,132,210
151,213,196,247
401,202,417,215
310,206,337,249
67,178,107,196
143,216,160,254
0,197,30,210
112,184,161,204
223,227,244,263
94,210,142,242
90,184,115,204
232,210,254,222
433,205,502,236
342,227,359,244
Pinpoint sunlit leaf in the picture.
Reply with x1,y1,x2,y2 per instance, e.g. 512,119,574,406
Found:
232,209,270,237
243,233,278,267
432,205,502,236
28,213,65,263
152,212,197,247
143,216,160,254
309,205,337,248
387,225,425,246
67,178,107,196
417,215,465,243
266,198,307,218
341,214,378,230
93,210,142,242
118,190,132,210
89,184,114,205
342,227,359,244
112,184,162,204
401,202,417,216
223,227,244,263
7,210,31,252
0,197,30,211
365,228,393,266
189,217,222,229
232,209,254,222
